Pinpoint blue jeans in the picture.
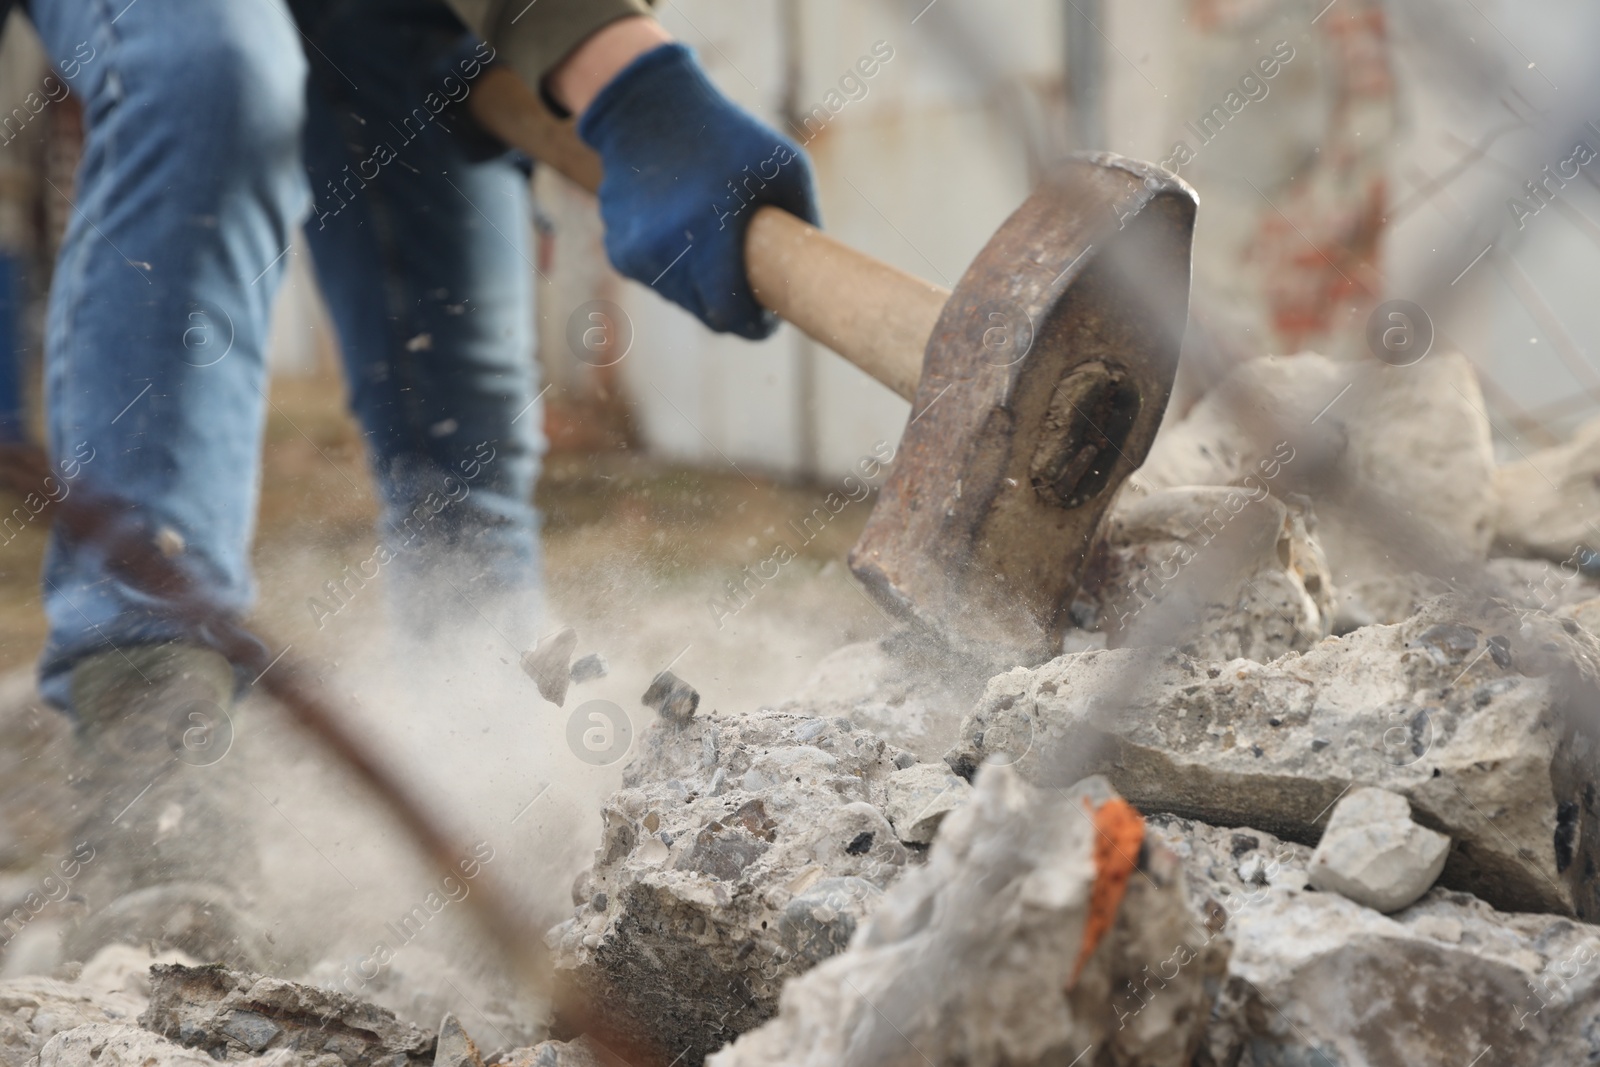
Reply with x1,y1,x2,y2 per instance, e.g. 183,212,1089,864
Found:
25,0,544,708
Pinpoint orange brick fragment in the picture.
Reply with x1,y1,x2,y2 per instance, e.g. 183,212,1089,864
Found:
1068,797,1146,989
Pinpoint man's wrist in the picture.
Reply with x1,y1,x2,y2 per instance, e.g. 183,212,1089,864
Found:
546,15,674,116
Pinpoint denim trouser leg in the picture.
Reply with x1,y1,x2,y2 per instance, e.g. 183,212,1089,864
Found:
296,2,544,653
30,0,543,707
29,0,310,707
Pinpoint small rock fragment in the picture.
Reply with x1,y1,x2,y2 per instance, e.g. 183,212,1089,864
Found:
882,762,970,844
434,1014,484,1067
1308,787,1450,913
569,653,608,684
642,671,699,723
499,1037,628,1067
139,963,435,1067
522,628,578,706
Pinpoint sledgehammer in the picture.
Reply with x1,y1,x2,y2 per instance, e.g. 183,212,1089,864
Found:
473,69,1197,661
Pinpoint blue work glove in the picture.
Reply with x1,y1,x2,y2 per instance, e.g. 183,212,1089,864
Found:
577,43,820,340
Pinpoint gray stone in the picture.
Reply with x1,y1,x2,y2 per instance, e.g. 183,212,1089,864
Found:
1485,558,1600,616
1129,351,1495,628
500,1036,628,1067
300,946,540,1053
39,1025,311,1067
1081,486,1333,662
945,596,1600,919
777,632,984,761
522,628,577,706
0,946,181,1067
708,768,1225,1067
432,1015,483,1067
1308,787,1450,913
640,671,699,723
881,763,970,845
1493,412,1600,564
546,707,916,1064
1150,815,1600,1067
568,654,608,685
140,964,436,1067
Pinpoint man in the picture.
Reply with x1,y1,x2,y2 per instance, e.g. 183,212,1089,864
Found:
5,0,817,963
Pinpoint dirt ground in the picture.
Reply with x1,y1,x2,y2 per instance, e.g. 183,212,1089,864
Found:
0,365,891,1036
0,371,885,678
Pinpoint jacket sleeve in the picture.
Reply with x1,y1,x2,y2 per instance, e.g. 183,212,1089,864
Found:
446,0,653,89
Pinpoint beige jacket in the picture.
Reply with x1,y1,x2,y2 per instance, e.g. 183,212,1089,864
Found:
0,1,653,89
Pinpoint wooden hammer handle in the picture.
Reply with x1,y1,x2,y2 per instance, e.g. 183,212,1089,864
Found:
473,67,945,403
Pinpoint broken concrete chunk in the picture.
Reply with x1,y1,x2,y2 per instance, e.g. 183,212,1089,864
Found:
139,964,435,1067
1084,486,1333,662
1485,557,1600,616
1130,351,1495,628
1308,787,1450,913
432,1015,483,1067
708,767,1224,1067
38,1025,309,1067
499,1036,628,1067
641,671,698,723
1152,815,1600,1067
547,707,913,1064
0,946,184,1067
1493,411,1600,564
568,654,608,685
946,597,1600,919
882,763,970,844
523,628,578,706
777,632,984,761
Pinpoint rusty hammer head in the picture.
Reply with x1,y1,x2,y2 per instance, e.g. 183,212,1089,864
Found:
850,154,1197,663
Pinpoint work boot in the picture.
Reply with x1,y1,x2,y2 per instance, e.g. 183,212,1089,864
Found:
62,644,267,966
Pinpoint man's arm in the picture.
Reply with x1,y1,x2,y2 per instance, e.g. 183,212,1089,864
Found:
459,6,820,340
446,0,652,96
544,15,672,113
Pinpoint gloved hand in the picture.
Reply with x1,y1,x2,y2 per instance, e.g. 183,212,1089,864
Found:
577,43,820,340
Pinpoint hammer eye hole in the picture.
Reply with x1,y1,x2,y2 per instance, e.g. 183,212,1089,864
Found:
1029,363,1142,509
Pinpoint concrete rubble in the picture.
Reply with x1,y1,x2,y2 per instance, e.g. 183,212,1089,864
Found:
1078,485,1334,663
1306,786,1450,913
499,1036,627,1067
1153,815,1600,1066
433,1015,484,1067
1485,556,1600,615
138,963,436,1067
776,631,982,761
946,595,1600,919
1493,411,1600,564
11,349,1600,1067
1127,351,1496,629
709,768,1225,1067
881,762,969,845
0,946,184,1067
39,1026,292,1067
544,703,927,1064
